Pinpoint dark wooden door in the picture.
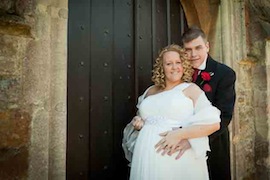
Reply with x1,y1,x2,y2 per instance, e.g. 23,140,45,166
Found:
67,0,187,179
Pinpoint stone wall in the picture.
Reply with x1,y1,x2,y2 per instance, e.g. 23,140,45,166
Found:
246,1,270,179
0,0,67,179
0,1,33,179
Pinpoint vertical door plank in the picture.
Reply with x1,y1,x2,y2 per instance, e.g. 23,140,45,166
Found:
135,0,153,95
67,0,90,179
113,0,135,179
90,0,114,179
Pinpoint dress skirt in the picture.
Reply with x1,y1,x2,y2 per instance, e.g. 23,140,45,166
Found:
130,118,209,180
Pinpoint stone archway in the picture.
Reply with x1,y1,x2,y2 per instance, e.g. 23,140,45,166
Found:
180,0,220,41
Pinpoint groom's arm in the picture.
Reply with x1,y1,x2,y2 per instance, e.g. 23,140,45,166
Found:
210,67,236,142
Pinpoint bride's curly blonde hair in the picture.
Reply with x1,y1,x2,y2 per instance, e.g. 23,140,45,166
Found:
151,44,194,89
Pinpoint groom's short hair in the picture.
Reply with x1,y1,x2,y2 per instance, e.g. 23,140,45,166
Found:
182,26,207,43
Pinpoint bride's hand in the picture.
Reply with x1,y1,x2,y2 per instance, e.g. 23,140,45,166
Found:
155,129,183,153
168,139,191,159
131,116,144,130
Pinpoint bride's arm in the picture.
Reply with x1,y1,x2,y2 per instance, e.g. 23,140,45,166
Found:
155,123,219,152
155,83,220,152
179,83,220,138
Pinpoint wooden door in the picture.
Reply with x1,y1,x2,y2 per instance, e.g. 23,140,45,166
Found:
67,0,187,179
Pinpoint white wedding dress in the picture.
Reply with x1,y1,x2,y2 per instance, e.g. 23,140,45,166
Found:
129,82,220,180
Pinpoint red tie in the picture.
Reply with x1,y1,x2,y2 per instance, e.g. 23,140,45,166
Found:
192,68,199,82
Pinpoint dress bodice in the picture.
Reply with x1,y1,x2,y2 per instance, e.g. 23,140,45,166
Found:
137,83,194,124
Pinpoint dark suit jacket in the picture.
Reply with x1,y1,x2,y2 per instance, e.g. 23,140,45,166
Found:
194,56,236,180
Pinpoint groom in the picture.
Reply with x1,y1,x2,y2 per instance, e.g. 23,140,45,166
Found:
157,26,236,180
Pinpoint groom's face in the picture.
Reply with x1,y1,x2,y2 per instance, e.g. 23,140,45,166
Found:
183,36,209,69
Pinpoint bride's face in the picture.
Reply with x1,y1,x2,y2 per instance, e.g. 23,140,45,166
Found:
162,51,183,85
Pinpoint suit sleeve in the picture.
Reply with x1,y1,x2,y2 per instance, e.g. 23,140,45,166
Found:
210,67,236,142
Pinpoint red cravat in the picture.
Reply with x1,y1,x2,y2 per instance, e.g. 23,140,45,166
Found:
192,68,199,82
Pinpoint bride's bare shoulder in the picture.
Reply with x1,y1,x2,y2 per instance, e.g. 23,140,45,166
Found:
186,83,202,93
183,83,203,100
145,85,160,97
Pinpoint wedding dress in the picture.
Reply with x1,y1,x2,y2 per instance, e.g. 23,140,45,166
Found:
127,82,220,180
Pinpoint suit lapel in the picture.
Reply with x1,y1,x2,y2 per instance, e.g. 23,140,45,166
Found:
204,56,217,74
195,56,217,89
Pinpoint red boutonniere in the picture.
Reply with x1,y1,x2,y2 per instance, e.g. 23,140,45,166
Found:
200,72,214,92
203,83,212,92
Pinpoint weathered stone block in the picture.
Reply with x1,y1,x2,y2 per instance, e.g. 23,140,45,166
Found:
0,21,32,37
0,147,28,180
0,109,30,179
0,77,20,110
0,0,32,17
0,109,30,148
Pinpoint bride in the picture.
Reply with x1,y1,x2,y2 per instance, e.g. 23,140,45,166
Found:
123,44,220,180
